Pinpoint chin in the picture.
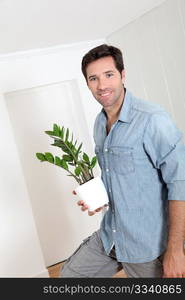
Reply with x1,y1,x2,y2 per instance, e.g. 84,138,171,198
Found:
98,98,114,106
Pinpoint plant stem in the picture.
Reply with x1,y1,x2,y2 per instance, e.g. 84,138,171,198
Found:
78,163,92,182
55,163,82,184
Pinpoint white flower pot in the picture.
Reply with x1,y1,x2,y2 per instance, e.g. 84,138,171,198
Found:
74,176,109,211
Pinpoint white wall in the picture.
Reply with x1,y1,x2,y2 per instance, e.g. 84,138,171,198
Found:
0,40,104,145
0,93,48,277
2,0,184,277
106,0,185,136
0,39,105,276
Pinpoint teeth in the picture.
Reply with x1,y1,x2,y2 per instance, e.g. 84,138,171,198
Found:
101,92,110,96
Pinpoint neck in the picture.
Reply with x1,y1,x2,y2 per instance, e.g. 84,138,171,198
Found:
104,88,125,122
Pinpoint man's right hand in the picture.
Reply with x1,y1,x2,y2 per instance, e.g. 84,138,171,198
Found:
73,190,104,216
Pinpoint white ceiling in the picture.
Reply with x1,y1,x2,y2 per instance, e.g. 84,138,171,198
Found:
0,0,166,54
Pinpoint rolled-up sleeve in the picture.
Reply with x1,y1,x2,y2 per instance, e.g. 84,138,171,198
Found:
143,111,185,200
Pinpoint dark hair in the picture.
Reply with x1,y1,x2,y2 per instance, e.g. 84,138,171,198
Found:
81,44,124,81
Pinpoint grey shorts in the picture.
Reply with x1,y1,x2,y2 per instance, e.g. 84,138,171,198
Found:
60,230,163,278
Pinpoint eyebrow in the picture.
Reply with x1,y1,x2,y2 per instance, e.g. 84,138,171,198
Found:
88,70,115,80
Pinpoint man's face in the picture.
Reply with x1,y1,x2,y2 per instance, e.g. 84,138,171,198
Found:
86,56,125,109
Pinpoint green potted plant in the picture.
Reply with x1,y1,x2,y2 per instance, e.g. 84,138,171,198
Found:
36,124,109,211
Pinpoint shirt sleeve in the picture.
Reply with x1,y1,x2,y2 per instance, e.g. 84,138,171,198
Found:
143,111,185,200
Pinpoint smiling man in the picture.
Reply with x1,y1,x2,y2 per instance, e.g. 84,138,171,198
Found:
60,44,185,278
86,56,125,135
86,56,124,107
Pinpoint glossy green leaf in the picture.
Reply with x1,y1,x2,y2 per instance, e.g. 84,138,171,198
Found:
60,159,68,170
45,130,54,136
36,153,46,161
65,128,69,142
70,133,74,143
63,154,73,161
61,126,64,139
76,142,82,157
90,156,97,168
45,152,54,163
75,166,81,176
53,124,60,137
55,156,61,166
83,152,90,164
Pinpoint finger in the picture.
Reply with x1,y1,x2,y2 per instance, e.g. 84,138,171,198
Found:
88,210,95,216
95,206,103,212
81,204,89,211
77,200,84,206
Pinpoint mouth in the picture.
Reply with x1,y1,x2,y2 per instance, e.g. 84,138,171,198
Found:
98,91,112,98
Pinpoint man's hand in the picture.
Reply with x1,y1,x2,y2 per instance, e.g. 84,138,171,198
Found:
163,200,185,277
162,249,185,278
73,190,105,216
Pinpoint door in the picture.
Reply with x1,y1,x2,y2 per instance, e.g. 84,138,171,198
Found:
5,79,101,266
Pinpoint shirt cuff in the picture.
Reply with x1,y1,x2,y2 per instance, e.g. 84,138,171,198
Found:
167,181,185,200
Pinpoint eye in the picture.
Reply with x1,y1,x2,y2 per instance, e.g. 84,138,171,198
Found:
106,73,113,78
89,77,96,81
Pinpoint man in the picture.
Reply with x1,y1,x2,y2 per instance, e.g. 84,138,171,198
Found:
61,44,185,278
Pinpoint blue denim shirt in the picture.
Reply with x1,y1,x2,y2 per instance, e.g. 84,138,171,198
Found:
93,89,185,263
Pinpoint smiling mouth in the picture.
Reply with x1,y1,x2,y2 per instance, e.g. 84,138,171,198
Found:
98,91,112,97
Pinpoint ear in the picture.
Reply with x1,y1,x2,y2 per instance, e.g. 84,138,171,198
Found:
121,70,125,83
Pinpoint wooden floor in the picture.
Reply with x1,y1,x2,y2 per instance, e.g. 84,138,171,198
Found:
47,262,127,278
47,262,64,278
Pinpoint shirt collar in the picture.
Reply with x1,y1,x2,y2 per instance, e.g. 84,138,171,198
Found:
118,89,133,123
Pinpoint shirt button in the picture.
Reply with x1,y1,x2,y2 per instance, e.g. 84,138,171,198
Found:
112,229,116,233
104,148,108,152
106,168,109,172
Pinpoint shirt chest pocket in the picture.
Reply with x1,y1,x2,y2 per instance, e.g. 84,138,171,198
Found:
109,146,135,175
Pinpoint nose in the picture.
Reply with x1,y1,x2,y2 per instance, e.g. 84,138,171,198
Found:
97,78,107,90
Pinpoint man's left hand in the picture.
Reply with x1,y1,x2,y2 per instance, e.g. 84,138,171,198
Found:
162,250,185,278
